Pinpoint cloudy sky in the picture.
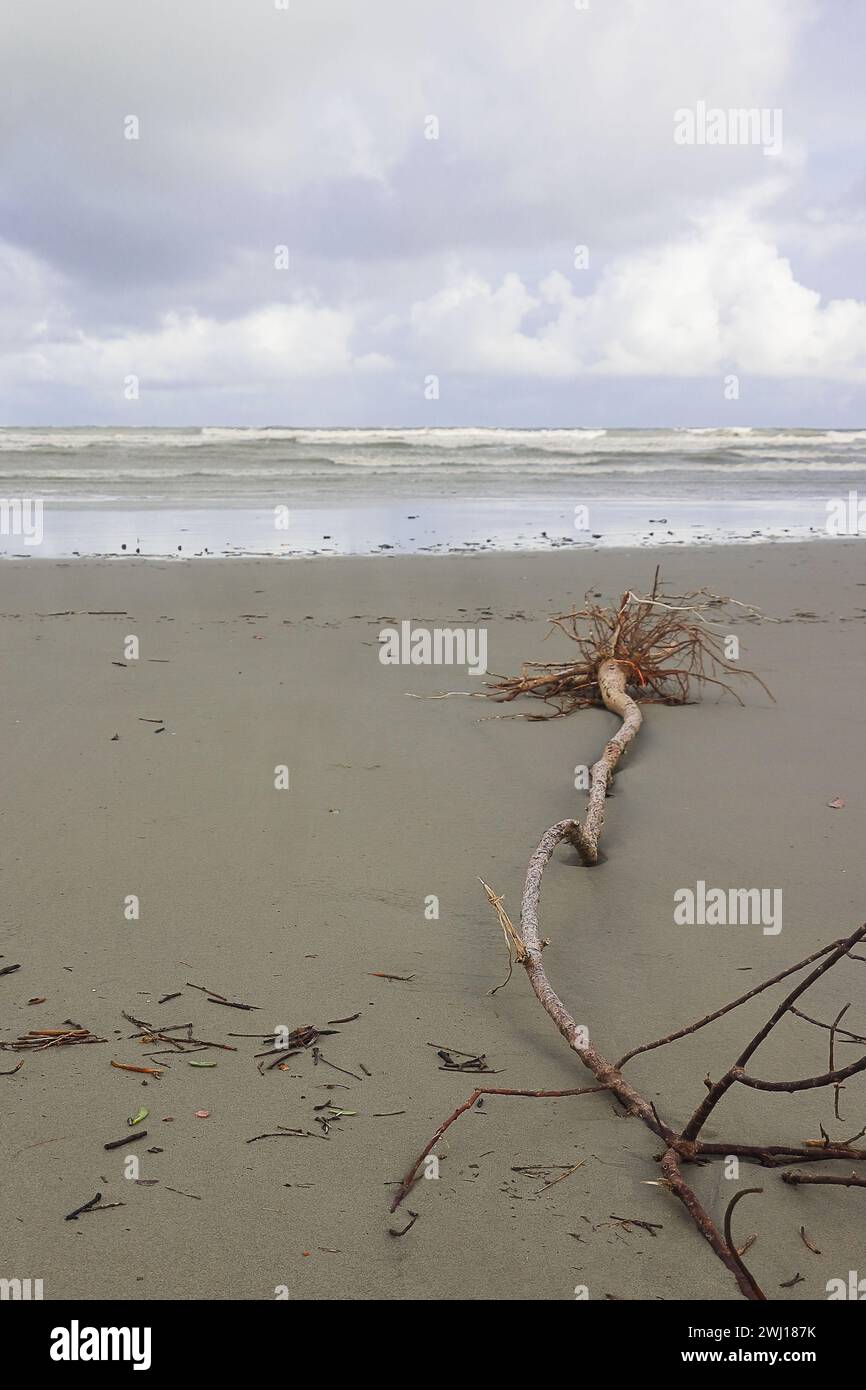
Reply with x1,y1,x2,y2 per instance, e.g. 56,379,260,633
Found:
1,0,864,425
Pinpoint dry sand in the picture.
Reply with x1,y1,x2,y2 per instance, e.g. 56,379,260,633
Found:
1,541,865,1301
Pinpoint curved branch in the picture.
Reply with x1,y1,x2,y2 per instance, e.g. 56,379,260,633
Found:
661,1151,764,1301
389,1083,604,1213
722,1187,766,1301
567,658,642,865
733,1050,866,1092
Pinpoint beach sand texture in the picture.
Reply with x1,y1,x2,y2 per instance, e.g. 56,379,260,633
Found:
1,541,864,1300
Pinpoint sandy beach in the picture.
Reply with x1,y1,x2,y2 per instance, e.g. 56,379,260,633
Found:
2,539,865,1301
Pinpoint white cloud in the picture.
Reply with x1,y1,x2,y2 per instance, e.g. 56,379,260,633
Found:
0,262,389,391
410,271,576,378
409,209,866,381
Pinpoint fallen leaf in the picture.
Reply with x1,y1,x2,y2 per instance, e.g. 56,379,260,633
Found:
128,1106,149,1127
195,1110,210,1119
828,797,846,809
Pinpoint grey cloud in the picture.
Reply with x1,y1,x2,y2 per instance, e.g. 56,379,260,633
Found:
0,0,863,422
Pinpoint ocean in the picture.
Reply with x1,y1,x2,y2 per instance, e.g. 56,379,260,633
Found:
1,426,864,556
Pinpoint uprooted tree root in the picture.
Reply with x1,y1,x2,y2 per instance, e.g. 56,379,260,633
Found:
390,580,866,1301
484,573,773,718
484,573,774,864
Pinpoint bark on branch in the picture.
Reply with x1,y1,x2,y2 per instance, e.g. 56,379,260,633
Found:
567,659,642,864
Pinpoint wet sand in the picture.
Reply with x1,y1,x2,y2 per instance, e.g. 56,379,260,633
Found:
1,541,865,1301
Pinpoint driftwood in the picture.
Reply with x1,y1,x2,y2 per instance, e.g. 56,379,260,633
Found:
484,576,772,863
393,580,863,1301
0,1027,105,1052
394,856,866,1300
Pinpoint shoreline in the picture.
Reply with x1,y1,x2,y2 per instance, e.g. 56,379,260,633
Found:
0,495,843,558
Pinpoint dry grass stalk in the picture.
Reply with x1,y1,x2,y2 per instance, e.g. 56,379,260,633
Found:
479,877,527,995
